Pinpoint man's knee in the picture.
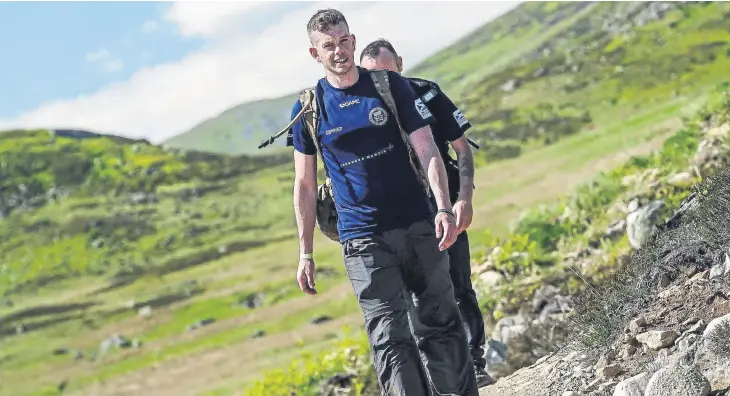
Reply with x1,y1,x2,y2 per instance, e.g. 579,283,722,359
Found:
365,307,415,348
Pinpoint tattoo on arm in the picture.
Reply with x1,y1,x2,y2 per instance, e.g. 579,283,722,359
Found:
452,137,475,201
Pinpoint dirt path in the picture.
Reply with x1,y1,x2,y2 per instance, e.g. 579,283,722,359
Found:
69,313,364,396
478,353,558,396
470,124,677,232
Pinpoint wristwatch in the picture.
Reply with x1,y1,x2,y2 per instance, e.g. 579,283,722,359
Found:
300,253,313,260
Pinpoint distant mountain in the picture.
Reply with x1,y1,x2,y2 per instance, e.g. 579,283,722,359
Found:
162,92,301,156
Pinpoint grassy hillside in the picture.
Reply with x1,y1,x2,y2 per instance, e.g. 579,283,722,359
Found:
412,1,730,164
3,2,730,396
0,129,292,297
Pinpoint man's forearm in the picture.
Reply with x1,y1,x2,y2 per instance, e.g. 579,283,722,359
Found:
409,126,453,211
293,181,317,253
456,147,475,202
420,147,452,211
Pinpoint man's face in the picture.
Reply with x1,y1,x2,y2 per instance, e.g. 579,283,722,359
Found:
360,48,402,74
309,22,356,76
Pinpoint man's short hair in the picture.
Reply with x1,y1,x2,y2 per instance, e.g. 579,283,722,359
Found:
307,8,349,34
360,39,399,62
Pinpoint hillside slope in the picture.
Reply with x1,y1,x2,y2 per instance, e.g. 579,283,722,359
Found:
0,128,292,296
475,86,730,396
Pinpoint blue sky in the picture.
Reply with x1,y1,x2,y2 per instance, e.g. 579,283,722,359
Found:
0,1,519,142
0,1,204,118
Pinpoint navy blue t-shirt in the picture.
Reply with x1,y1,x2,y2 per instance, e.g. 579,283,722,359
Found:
289,67,437,242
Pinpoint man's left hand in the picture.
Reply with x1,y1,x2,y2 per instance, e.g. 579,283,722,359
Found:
453,199,473,233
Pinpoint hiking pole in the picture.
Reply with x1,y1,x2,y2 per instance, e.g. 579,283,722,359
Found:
257,104,307,149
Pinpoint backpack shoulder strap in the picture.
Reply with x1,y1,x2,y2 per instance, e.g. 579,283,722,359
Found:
299,87,336,202
369,70,432,198
299,87,330,178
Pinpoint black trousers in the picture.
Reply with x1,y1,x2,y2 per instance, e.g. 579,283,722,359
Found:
341,219,479,396
447,231,487,370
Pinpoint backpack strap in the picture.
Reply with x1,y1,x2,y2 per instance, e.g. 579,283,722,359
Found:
299,87,336,203
370,70,432,198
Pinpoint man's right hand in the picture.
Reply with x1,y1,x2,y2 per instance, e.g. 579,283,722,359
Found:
297,258,317,295
434,211,458,251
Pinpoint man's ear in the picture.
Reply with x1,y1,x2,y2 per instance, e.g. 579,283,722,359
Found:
309,46,321,63
351,34,357,52
397,56,403,73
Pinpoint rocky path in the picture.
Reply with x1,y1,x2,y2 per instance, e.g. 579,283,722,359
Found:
478,244,730,396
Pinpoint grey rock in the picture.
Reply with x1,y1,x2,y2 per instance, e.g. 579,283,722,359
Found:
667,172,694,188
599,363,623,380
501,79,520,92
622,345,638,359
599,380,618,393
686,320,705,335
693,313,730,389
629,317,647,334
678,334,699,353
479,271,502,288
709,263,725,280
627,199,640,213
493,315,527,345
613,372,651,396
626,200,665,249
636,330,680,350
644,362,710,396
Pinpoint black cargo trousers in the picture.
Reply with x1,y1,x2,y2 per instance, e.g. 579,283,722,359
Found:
341,219,479,396
446,230,487,371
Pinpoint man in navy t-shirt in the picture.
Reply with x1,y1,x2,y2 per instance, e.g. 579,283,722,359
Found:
289,8,479,396
360,39,494,388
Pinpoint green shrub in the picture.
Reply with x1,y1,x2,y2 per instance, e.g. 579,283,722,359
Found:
244,329,372,396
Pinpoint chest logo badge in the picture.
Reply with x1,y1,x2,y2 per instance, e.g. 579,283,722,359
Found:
369,107,388,127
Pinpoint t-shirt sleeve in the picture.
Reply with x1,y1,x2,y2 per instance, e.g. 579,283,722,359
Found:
387,71,435,135
428,84,472,142
289,99,316,155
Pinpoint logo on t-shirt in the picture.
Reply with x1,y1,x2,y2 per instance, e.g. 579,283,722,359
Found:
339,99,360,108
453,109,469,128
415,99,433,120
369,107,389,126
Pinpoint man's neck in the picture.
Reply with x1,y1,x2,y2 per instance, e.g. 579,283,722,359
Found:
325,67,359,89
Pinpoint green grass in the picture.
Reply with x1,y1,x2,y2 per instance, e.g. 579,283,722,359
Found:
3,2,730,396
